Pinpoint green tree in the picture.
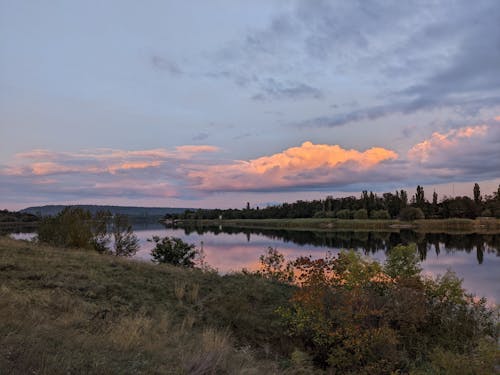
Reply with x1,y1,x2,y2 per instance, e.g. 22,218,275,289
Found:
149,236,198,267
385,243,421,279
400,207,425,221
37,207,93,249
473,183,481,204
353,208,368,219
415,185,425,208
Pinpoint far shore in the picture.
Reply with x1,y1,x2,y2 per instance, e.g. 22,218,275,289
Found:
170,217,500,234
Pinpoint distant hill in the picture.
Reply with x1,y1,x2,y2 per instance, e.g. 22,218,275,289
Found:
20,205,192,218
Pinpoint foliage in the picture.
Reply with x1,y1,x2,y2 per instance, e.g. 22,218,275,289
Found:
37,207,139,256
173,184,500,221
370,209,390,219
385,243,421,279
335,209,352,219
400,207,425,221
38,207,94,249
0,209,38,223
256,247,294,282
149,235,199,267
112,214,140,257
353,208,368,219
274,245,499,373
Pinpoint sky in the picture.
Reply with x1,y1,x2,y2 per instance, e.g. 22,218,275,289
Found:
1,0,500,210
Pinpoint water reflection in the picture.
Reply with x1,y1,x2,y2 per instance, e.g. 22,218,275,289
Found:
7,223,500,304
178,224,500,265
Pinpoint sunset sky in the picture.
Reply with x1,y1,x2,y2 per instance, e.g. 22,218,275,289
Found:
1,0,500,210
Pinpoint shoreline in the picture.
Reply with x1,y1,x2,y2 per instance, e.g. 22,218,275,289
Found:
171,217,500,234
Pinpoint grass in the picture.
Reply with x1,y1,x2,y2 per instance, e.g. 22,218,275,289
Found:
179,217,500,234
0,236,299,374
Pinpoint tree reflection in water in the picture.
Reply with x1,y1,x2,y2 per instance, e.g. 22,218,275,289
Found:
179,224,499,265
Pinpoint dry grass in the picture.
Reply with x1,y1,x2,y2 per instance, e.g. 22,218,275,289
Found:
0,236,295,374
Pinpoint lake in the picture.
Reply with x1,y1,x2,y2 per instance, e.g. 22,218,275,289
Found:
10,223,500,304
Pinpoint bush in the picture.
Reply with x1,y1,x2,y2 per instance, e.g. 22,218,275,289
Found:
275,245,498,373
400,207,425,221
256,247,294,283
38,207,93,249
37,208,138,256
112,214,140,257
370,209,390,219
353,208,368,219
335,209,352,219
149,236,198,267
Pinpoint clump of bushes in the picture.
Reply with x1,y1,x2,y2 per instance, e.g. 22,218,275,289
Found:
399,206,425,221
37,207,139,256
149,235,199,267
255,245,499,373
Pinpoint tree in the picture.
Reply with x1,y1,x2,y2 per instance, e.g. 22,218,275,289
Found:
112,214,139,256
473,183,481,204
353,208,368,219
149,236,198,267
37,207,93,249
415,185,425,208
385,244,421,279
400,207,425,221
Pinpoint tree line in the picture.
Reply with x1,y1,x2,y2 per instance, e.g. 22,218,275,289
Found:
172,184,500,221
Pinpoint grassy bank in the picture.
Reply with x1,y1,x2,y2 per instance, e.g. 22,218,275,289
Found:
178,218,500,234
0,237,295,374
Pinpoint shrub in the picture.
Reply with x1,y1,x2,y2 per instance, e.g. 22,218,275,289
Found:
276,245,499,373
370,209,391,219
37,208,139,256
353,208,368,219
149,236,199,267
112,214,140,257
335,209,352,219
400,207,425,221
256,247,294,283
38,207,93,249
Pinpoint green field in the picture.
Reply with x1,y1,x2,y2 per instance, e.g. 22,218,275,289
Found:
0,237,294,374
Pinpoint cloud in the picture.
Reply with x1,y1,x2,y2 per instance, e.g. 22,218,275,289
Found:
0,145,221,203
408,121,500,181
212,0,500,127
150,55,183,75
187,141,398,192
192,132,209,141
175,145,219,154
252,78,324,101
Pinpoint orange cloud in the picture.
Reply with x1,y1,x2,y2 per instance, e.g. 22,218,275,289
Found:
175,145,220,155
495,115,500,122
3,145,219,177
188,141,398,191
31,162,75,175
408,125,488,162
107,161,163,174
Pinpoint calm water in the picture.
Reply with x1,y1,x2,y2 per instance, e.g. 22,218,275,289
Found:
10,223,500,304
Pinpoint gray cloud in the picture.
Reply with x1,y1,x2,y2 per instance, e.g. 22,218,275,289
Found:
192,132,209,141
252,78,323,101
151,55,183,75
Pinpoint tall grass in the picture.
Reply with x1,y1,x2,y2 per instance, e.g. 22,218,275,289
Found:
0,237,293,374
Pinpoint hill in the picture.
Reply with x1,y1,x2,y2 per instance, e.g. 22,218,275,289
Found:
0,237,293,374
20,205,192,218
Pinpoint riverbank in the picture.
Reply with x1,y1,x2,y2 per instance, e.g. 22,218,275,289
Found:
174,217,500,234
0,236,293,374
